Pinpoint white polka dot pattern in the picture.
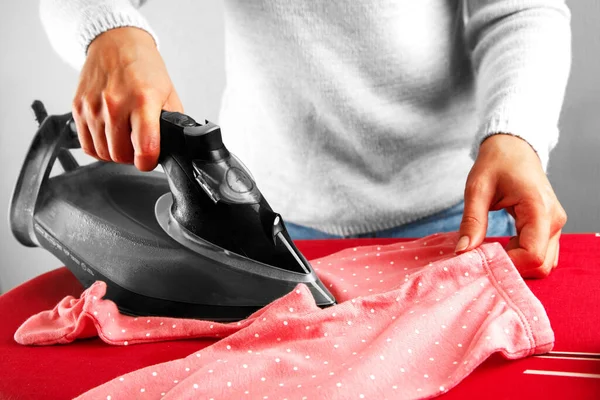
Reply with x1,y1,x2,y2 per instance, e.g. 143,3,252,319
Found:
19,233,553,400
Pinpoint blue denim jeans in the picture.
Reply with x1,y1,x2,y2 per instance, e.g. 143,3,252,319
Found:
285,201,516,240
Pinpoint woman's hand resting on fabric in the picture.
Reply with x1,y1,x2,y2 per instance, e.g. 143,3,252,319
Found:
455,134,567,278
72,27,183,171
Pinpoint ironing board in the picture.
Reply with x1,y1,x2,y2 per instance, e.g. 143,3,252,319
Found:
1,234,599,399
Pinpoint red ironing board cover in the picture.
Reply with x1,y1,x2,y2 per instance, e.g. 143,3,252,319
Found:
1,234,599,399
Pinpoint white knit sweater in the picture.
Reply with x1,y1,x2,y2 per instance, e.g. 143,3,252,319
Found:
40,0,571,236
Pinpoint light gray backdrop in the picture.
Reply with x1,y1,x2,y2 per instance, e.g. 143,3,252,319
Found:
0,0,597,293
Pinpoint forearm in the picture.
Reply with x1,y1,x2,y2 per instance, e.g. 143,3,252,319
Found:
465,0,572,170
39,0,158,70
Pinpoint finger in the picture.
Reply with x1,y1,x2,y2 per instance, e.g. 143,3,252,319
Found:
101,90,134,164
82,98,110,161
456,177,495,254
88,118,110,161
72,114,96,158
105,114,134,164
507,202,552,273
131,96,162,171
505,235,519,252
517,230,560,279
80,95,111,161
72,97,97,158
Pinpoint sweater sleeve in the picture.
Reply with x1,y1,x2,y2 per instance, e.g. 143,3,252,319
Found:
39,0,158,70
463,0,572,170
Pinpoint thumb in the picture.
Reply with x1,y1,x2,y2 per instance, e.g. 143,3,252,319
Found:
456,177,495,254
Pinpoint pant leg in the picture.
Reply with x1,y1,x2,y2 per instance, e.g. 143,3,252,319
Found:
375,202,516,238
285,202,516,240
284,222,345,240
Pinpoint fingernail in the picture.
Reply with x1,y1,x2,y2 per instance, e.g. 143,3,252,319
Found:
455,236,470,253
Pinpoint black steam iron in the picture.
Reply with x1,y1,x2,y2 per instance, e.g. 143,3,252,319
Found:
9,101,335,321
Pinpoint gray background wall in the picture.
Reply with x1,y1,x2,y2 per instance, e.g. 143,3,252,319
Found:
0,1,597,293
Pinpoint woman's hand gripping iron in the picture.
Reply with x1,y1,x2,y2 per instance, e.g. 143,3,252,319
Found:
9,102,336,321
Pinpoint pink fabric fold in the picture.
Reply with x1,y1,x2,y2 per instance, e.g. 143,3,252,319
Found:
15,233,554,399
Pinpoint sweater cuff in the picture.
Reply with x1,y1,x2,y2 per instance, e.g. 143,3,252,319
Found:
470,115,559,172
77,4,159,56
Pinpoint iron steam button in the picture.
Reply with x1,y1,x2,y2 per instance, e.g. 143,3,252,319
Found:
183,123,224,152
